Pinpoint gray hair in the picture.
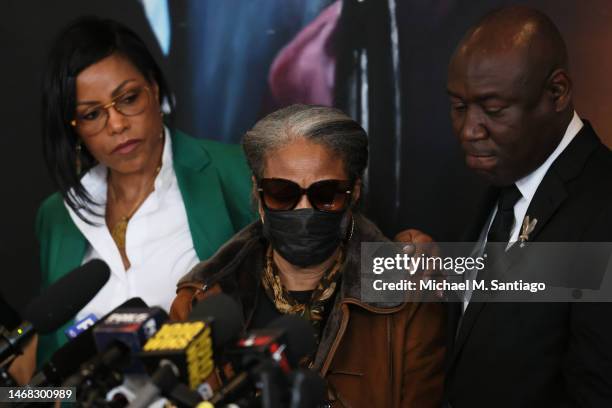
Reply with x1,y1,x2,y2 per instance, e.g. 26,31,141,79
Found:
242,104,369,181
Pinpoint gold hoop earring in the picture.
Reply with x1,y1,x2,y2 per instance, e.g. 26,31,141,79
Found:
76,140,82,176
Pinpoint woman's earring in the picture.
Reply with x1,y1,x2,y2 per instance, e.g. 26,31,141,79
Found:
345,214,355,242
75,140,82,176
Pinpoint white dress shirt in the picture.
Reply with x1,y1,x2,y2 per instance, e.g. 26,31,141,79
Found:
463,112,584,311
510,112,583,244
66,128,200,321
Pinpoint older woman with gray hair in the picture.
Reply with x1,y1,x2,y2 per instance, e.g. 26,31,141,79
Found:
170,104,445,407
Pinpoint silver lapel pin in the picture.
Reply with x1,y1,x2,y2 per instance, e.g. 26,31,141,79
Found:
519,215,538,247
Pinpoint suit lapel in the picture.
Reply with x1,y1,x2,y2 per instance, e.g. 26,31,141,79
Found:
519,172,568,242
448,187,498,368
523,123,599,242
449,296,484,371
493,172,568,278
172,131,235,261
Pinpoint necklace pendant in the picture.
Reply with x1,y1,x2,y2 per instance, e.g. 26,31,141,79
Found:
111,217,129,251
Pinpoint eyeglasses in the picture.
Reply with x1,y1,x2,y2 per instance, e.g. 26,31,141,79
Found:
258,178,353,213
71,86,151,136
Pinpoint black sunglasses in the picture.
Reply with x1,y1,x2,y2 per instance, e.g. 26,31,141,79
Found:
258,178,353,213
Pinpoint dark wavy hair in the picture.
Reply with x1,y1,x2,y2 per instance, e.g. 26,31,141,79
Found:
42,16,173,222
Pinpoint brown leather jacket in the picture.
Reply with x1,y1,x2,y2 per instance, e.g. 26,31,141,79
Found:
170,215,446,407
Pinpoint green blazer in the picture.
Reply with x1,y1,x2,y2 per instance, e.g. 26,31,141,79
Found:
35,130,255,363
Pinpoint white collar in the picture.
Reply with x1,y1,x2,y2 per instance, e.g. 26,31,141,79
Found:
515,111,583,202
76,126,173,218
155,126,174,192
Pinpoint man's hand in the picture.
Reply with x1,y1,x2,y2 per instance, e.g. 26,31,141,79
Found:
394,228,435,245
394,229,443,299
394,229,438,257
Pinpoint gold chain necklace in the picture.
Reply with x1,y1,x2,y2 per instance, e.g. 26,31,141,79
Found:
107,164,161,252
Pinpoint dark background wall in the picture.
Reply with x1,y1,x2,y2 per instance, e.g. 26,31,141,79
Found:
1,0,611,313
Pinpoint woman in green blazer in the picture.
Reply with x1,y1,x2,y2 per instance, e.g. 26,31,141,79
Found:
36,17,254,363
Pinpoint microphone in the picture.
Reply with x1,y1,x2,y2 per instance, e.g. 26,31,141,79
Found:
0,328,18,387
188,293,244,398
288,369,326,408
93,307,168,373
29,297,147,387
265,315,316,369
129,294,243,408
134,319,213,407
128,362,202,408
188,293,243,356
0,259,110,368
63,307,169,403
210,315,317,407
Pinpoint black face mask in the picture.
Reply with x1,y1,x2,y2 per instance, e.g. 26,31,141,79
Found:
262,208,349,268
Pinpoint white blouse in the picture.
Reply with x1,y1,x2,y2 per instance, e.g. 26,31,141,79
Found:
66,128,199,322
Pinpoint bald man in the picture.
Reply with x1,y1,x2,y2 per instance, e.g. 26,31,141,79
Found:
445,6,612,407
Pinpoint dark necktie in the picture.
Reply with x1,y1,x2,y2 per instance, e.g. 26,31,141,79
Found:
482,185,522,280
462,186,522,311
487,185,522,243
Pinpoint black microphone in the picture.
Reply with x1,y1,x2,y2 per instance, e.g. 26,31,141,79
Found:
0,327,18,387
188,293,243,356
62,307,169,405
185,293,244,399
92,307,168,373
266,315,316,369
210,314,317,407
29,297,147,388
0,259,110,368
64,307,168,386
288,369,326,408
127,362,202,408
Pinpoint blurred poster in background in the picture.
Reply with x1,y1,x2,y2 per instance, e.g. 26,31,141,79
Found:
148,0,337,142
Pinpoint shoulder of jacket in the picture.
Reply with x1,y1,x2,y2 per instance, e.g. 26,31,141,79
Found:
37,192,69,230
38,191,65,215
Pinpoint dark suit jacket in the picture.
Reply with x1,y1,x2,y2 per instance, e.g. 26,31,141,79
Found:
446,122,612,408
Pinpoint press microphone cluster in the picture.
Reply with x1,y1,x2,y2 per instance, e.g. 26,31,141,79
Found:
22,271,325,408
128,294,325,408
